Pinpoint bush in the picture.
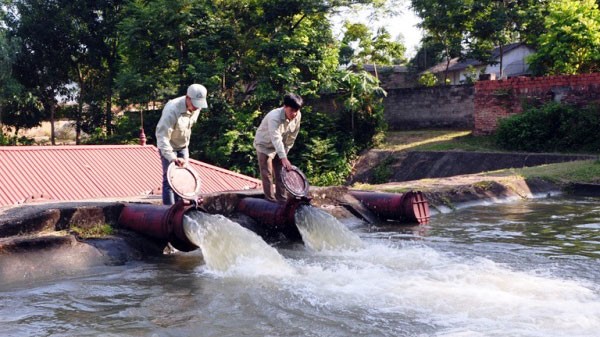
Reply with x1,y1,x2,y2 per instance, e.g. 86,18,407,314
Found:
418,72,438,87
495,102,600,153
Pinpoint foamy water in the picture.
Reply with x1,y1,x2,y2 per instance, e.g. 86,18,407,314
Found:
183,207,600,337
183,211,293,276
3,197,599,337
294,205,364,251
284,244,600,337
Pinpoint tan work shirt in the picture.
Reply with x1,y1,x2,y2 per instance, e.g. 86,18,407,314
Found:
253,107,301,159
155,96,200,162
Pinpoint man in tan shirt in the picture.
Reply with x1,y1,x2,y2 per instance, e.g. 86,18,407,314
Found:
156,84,208,205
253,93,303,202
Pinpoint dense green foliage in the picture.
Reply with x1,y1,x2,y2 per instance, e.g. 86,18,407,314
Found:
339,22,406,66
0,0,392,185
528,0,600,75
409,0,552,80
411,0,466,81
495,102,600,153
417,71,437,87
2,0,600,186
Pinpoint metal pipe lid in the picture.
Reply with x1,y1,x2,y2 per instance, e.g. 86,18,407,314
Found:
280,166,310,198
167,162,202,201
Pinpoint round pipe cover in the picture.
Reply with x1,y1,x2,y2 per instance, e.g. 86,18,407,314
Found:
167,162,202,200
280,166,309,197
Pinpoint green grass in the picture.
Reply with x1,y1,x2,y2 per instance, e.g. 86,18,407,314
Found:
70,224,114,239
351,159,600,192
362,130,600,189
492,159,600,184
378,130,500,152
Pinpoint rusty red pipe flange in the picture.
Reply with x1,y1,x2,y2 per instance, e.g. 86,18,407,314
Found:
235,197,310,241
349,190,430,224
118,199,199,252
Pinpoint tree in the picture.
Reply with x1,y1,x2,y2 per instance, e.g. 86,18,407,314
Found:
411,0,467,83
408,35,446,73
339,22,406,67
187,0,343,173
7,0,82,145
466,0,548,78
528,0,600,75
86,0,125,136
0,16,21,134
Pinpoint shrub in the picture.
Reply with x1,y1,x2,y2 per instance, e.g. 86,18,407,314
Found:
418,72,438,87
495,102,600,153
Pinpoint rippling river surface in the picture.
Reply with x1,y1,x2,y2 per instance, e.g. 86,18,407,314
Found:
1,196,599,337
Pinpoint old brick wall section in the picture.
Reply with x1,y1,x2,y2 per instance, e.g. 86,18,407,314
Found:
474,73,600,135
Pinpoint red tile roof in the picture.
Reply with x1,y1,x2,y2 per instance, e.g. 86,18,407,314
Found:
0,145,261,206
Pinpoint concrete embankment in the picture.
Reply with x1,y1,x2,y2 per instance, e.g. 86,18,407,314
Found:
349,150,596,184
1,158,598,284
0,176,563,256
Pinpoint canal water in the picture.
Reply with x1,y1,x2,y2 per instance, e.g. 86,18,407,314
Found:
1,196,599,337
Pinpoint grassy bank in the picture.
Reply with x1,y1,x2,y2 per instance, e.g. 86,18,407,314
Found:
378,130,499,152
505,159,600,184
370,130,600,185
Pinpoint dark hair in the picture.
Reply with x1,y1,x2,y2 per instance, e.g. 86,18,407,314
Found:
283,93,303,110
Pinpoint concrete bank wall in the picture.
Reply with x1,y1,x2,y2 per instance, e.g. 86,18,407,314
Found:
389,151,596,182
383,85,474,130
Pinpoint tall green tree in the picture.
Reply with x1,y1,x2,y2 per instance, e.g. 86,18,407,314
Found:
188,0,342,173
409,35,448,72
339,22,406,66
411,0,467,83
86,0,125,136
0,32,38,144
63,0,108,144
467,0,515,77
7,0,82,144
0,4,18,98
0,14,20,133
117,0,208,105
466,0,548,78
528,0,600,75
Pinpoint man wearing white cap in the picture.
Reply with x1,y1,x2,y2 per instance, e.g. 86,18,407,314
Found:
156,84,208,205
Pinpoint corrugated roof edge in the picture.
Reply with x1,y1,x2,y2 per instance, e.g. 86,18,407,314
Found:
189,158,260,183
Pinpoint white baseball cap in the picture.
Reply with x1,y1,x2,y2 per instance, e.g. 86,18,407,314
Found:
187,84,208,109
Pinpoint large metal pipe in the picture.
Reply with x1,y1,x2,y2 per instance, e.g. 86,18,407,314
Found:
235,197,309,241
117,201,199,252
349,190,430,224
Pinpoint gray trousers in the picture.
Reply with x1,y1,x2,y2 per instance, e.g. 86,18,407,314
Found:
257,151,287,202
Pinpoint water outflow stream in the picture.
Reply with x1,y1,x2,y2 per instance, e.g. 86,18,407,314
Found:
2,197,600,337
182,204,363,273
294,205,364,251
183,211,292,274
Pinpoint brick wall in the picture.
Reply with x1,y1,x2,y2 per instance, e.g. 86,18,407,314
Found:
474,73,600,135
384,85,474,130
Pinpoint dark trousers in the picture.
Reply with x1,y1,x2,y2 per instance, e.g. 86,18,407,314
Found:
257,151,287,202
160,148,188,205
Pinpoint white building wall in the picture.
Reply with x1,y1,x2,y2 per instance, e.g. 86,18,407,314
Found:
486,46,535,79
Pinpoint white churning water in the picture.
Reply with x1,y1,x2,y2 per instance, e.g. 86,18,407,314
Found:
294,204,364,251
183,211,293,276
283,244,600,337
183,209,600,337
